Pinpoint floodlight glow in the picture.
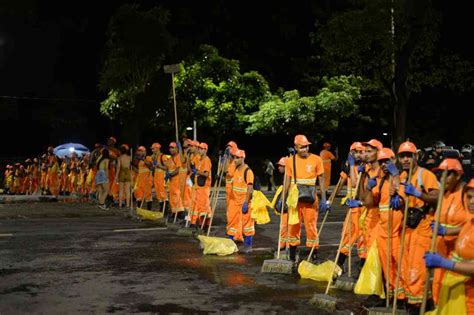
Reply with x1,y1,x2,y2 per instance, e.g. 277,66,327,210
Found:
69,147,75,153
186,127,193,130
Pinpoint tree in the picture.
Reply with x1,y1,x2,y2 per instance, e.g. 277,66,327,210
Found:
245,75,362,141
175,45,271,149
98,4,176,144
313,0,473,147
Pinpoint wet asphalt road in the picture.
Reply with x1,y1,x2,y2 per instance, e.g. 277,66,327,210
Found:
0,191,368,314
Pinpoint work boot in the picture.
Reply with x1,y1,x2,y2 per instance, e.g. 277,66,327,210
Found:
240,236,253,254
289,246,297,261
336,253,347,273
146,201,153,210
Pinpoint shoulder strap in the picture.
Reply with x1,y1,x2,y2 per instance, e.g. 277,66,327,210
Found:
244,166,250,183
292,155,297,184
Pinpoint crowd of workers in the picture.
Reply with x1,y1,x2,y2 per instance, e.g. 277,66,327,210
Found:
2,134,473,314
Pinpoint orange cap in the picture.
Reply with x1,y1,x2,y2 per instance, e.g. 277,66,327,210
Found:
466,178,474,189
137,146,146,152
398,141,417,154
198,142,208,150
294,134,311,146
434,158,464,174
169,142,177,148
227,141,238,149
323,142,331,149
377,148,395,160
121,144,129,151
363,139,383,151
231,148,246,158
277,157,287,166
191,140,200,146
108,136,117,144
150,142,161,149
350,142,365,151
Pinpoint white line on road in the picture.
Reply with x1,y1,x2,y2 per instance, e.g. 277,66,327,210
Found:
113,227,168,232
0,233,13,237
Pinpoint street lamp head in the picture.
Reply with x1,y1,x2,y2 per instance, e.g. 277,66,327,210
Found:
163,64,181,73
186,127,193,131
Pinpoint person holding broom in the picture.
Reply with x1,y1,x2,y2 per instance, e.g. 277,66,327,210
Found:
190,142,212,230
283,134,329,263
227,148,255,254
428,158,468,306
396,141,440,313
424,178,474,313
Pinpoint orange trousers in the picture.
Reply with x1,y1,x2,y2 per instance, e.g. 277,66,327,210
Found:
287,202,319,248
376,232,404,299
169,176,184,213
279,213,288,249
191,186,210,225
340,208,361,256
323,163,331,188
108,165,119,200
134,173,152,203
401,228,431,304
40,172,47,190
359,212,379,259
153,170,167,201
47,171,59,196
226,197,255,242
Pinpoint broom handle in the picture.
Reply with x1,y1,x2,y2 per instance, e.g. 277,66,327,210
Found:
130,149,134,210
386,177,392,308
207,154,228,236
201,157,224,230
348,208,352,277
202,154,226,228
307,176,342,261
392,159,414,314
325,208,351,295
276,163,289,260
420,169,448,314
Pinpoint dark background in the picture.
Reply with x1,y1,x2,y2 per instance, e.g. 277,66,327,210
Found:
0,0,472,167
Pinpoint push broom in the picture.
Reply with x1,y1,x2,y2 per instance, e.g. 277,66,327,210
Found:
297,176,343,277
334,171,363,291
391,159,414,314
419,169,448,315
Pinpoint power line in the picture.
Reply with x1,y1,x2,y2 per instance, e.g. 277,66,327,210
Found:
0,95,98,103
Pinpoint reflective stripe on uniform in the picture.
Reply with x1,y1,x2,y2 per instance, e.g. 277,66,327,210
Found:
295,178,316,185
232,186,247,193
379,204,390,212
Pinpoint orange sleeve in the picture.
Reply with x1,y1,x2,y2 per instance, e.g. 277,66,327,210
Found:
285,156,293,179
421,170,439,192
202,157,212,173
245,168,255,185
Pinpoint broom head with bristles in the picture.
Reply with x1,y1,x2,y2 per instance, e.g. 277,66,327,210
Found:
261,259,293,274
309,294,337,311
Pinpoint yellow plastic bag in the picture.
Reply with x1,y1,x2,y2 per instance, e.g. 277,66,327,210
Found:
354,241,385,298
270,186,283,215
298,260,342,282
358,208,367,231
136,207,164,221
426,271,467,315
250,190,271,224
286,184,300,225
197,235,238,256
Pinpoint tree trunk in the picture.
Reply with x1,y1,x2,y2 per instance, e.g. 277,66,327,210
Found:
392,0,430,148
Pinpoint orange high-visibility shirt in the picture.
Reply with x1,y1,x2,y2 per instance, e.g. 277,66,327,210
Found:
399,167,439,237
195,155,212,187
285,154,324,186
232,165,254,204
439,184,468,241
373,175,403,237
320,149,336,164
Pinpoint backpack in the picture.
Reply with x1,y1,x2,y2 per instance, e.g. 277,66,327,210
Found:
244,167,261,191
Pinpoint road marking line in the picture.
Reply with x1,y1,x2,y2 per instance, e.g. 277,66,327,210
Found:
113,227,168,232
0,233,13,237
252,247,272,252
318,243,340,247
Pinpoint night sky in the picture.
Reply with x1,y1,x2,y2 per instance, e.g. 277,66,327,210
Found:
0,0,472,159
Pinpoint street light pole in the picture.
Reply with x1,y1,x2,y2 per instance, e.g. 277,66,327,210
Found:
163,64,181,143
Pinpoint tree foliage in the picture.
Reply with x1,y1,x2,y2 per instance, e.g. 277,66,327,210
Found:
175,45,271,139
99,4,175,121
245,75,362,139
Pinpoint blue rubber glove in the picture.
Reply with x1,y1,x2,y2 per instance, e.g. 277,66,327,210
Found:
191,165,197,175
224,147,230,156
402,182,422,198
357,164,365,174
165,172,171,181
430,221,447,236
390,194,402,209
242,202,248,214
346,199,362,208
153,159,158,167
319,199,331,213
385,160,399,176
424,252,455,270
288,147,296,155
347,153,356,167
367,177,377,190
